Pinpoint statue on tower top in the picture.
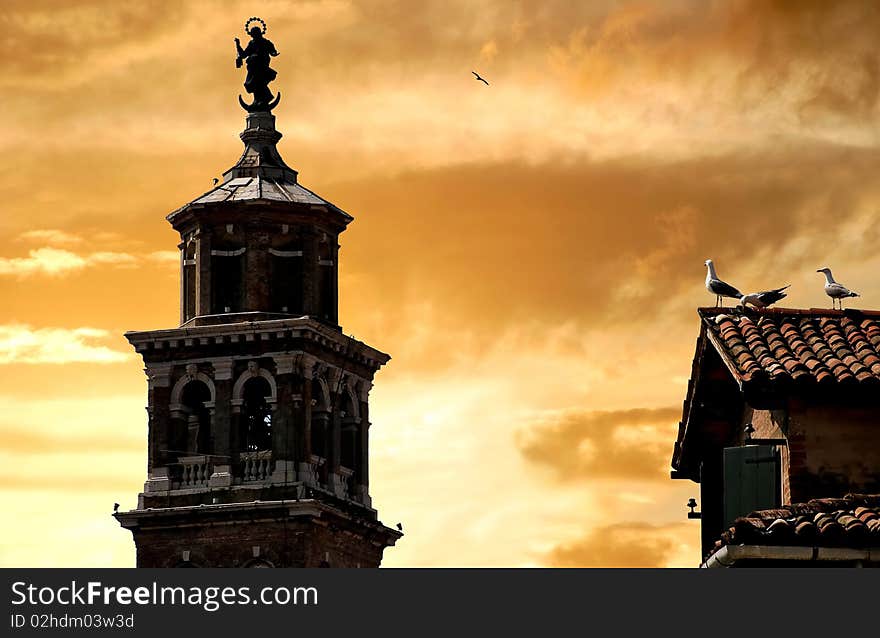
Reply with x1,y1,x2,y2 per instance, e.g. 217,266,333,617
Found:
235,17,281,112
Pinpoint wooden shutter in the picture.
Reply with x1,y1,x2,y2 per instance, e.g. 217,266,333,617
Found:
723,444,780,528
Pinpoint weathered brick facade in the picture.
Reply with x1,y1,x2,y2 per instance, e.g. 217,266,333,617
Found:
115,110,401,567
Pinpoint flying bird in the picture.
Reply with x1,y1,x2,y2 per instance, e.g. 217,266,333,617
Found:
472,71,489,86
705,259,742,307
817,267,859,309
740,285,790,309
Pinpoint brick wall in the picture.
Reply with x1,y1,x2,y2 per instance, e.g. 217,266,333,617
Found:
787,403,880,502
132,518,388,568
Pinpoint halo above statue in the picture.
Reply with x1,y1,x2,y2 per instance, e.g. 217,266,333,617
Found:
235,17,281,112
245,17,267,35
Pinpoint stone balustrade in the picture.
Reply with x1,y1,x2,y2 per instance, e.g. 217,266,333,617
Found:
175,455,213,488
336,466,354,500
240,450,273,482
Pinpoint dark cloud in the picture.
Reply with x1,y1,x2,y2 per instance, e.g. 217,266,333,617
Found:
543,522,689,567
5,141,880,374
7,142,880,367
334,145,880,351
545,0,880,123
5,0,880,131
515,407,679,482
0,1,185,79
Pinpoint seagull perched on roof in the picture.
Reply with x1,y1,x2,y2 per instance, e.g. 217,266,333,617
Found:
705,259,742,307
739,285,790,309
472,71,489,86
817,267,859,309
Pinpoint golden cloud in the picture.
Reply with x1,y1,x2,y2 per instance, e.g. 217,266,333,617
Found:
17,229,83,245
515,407,679,482
1,1,878,568
543,522,692,567
0,325,131,364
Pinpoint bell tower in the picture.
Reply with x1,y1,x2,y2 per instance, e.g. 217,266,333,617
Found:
115,20,401,567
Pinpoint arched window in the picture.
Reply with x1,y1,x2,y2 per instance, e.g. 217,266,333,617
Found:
242,376,273,451
180,380,212,454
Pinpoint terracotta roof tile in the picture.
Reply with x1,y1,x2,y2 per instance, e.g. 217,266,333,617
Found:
712,494,880,554
699,308,880,387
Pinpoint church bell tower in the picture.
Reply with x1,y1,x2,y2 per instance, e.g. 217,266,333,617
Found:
115,19,401,567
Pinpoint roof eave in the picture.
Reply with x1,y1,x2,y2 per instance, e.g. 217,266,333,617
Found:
702,544,880,567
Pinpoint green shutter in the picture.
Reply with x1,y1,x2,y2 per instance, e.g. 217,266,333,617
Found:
723,445,780,529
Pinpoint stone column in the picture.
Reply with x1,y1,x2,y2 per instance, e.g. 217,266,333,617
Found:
330,239,340,325
327,367,343,496
145,363,172,492
302,229,319,316
208,360,234,488
178,241,186,325
357,380,372,506
245,228,270,311
297,354,318,484
271,354,298,483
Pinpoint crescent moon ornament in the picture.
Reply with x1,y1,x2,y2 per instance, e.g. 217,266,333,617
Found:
245,17,267,34
239,92,282,112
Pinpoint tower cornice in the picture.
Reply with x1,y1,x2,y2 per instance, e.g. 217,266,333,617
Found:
124,315,390,373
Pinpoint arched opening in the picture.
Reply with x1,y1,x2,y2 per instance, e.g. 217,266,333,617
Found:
180,380,212,454
182,239,196,322
242,376,273,452
339,389,360,500
340,391,359,471
211,248,245,313
270,243,304,314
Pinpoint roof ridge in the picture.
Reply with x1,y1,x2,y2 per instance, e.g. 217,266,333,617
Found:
698,306,880,317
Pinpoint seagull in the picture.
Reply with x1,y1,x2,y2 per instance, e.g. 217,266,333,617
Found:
705,259,742,307
817,267,859,309
113,502,120,513
472,71,489,86
740,285,790,309
396,522,403,531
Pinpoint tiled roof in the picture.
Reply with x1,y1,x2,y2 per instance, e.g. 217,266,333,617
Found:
714,494,880,553
699,307,880,387
167,111,351,222
169,176,349,218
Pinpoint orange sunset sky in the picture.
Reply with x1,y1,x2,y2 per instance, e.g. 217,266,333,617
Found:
3,0,880,567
